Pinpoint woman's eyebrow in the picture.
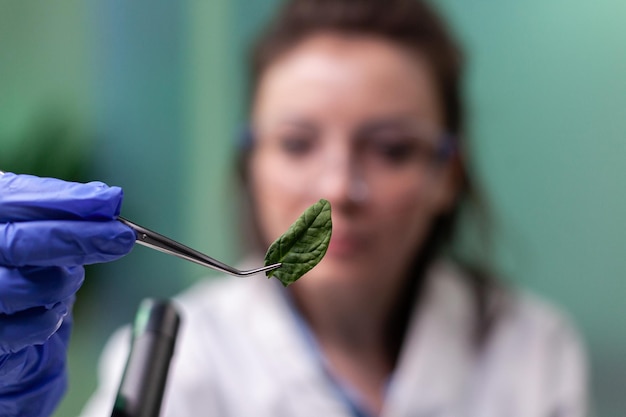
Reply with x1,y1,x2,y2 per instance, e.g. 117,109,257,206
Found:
255,117,318,137
356,117,416,134
278,116,318,131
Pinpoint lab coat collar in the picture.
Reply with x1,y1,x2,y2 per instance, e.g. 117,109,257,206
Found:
382,261,478,417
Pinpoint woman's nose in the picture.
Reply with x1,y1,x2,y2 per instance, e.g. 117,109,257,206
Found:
314,152,369,206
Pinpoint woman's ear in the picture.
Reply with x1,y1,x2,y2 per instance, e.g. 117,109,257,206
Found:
431,154,463,215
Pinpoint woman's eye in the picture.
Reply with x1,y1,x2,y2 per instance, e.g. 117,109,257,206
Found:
279,136,315,156
368,138,417,164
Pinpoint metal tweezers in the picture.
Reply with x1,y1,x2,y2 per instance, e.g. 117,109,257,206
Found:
118,217,281,277
0,171,275,277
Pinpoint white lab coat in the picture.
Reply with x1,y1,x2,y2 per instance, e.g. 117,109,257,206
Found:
79,260,588,417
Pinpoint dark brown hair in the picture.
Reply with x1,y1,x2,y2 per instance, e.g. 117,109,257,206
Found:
241,0,500,351
251,0,464,134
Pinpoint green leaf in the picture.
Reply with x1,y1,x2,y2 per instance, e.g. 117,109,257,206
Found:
264,199,332,287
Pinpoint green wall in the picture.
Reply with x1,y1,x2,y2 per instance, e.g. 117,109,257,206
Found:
1,1,624,416
435,2,626,415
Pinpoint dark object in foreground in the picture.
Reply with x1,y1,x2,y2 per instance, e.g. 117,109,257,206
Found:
110,299,181,417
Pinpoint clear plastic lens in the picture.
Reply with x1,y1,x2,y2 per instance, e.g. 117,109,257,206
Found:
253,125,452,199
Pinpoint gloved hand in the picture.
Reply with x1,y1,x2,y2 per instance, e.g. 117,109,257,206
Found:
0,173,136,417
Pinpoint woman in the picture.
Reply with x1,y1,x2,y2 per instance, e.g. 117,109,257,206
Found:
0,0,587,416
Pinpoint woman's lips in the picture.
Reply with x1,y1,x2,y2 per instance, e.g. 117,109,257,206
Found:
326,233,368,257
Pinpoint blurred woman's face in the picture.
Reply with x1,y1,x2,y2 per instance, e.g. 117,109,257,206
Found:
249,33,458,294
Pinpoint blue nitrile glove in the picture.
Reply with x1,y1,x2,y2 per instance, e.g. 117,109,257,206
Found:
0,173,136,417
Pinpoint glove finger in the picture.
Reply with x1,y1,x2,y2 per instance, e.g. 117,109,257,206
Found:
0,327,69,416
0,266,84,315
0,220,135,267
55,298,75,349
0,301,69,354
0,172,124,222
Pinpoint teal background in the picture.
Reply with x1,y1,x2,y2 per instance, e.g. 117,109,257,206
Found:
0,1,624,416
